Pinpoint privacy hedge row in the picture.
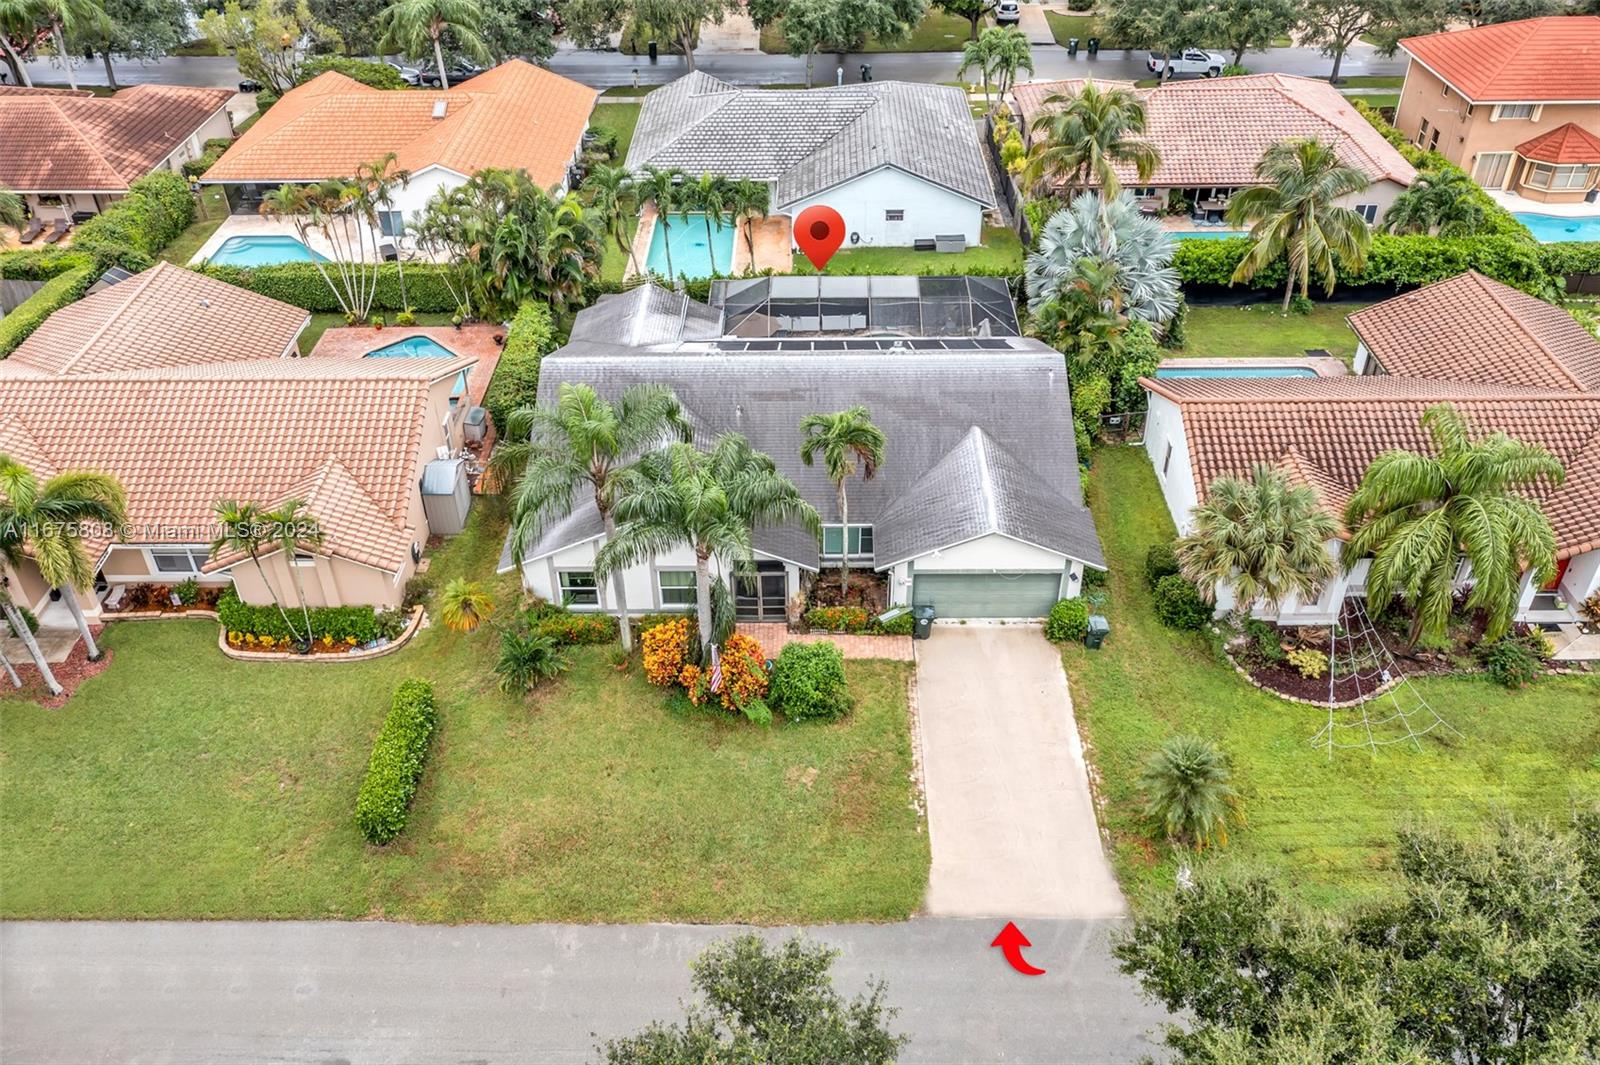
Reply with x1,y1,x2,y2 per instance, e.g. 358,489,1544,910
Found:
216,588,389,644
354,679,438,845
483,301,557,433
70,171,195,270
0,247,93,280
194,261,464,312
0,264,96,357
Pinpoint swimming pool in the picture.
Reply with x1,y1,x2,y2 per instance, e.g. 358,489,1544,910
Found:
645,213,737,280
367,335,467,399
208,235,328,266
1155,366,1320,378
1512,213,1600,243
1172,230,1248,240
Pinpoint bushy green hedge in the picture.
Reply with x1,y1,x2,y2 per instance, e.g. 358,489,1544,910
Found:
1152,574,1211,631
182,137,235,180
801,604,915,636
0,247,93,280
483,301,557,433
1044,597,1090,643
0,264,96,357
194,261,465,312
70,171,195,270
1144,542,1180,589
1539,242,1600,281
767,641,851,722
299,55,407,89
354,678,438,845
217,587,396,644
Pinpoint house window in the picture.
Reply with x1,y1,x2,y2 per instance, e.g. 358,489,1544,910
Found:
558,570,599,607
885,209,905,222
1354,204,1378,224
1492,103,1535,121
149,548,209,574
377,210,405,237
1416,117,1430,146
290,553,317,568
1160,442,1173,477
1428,127,1440,151
820,524,874,560
657,570,696,607
1524,163,1593,191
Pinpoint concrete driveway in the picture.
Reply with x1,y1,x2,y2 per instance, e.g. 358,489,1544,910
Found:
916,625,1125,919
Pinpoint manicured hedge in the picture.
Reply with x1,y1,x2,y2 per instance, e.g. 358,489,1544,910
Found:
1044,597,1090,643
217,588,395,645
533,611,619,645
767,641,851,722
299,55,406,89
354,679,439,845
194,261,465,312
0,247,93,281
70,171,195,270
0,264,96,357
483,301,557,433
802,604,914,636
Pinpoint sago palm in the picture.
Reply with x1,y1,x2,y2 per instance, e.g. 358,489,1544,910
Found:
494,627,570,694
488,382,690,651
376,0,490,89
1139,735,1242,849
799,407,886,598
438,577,494,632
1025,80,1159,199
1226,138,1372,312
1176,463,1339,612
1344,403,1565,647
1380,168,1485,238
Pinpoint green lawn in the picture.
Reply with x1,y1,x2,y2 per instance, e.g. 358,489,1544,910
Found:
1172,301,1369,363
1042,13,1128,50
1347,93,1399,110
791,226,1024,275
762,10,979,53
0,508,928,923
601,220,641,284
1064,447,1600,913
159,186,232,266
1336,75,1404,88
589,102,642,166
296,311,459,355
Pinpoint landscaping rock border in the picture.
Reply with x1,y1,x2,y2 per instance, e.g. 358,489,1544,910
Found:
215,606,426,663
1224,647,1591,706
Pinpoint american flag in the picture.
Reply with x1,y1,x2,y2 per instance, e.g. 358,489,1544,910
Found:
708,644,723,693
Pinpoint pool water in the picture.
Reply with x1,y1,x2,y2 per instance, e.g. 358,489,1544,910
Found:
1155,366,1320,378
645,213,737,280
367,335,467,399
208,235,328,266
1512,212,1600,243
1172,230,1248,240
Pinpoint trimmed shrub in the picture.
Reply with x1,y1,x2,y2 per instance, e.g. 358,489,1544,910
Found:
483,301,558,433
353,679,438,844
768,641,851,722
878,610,915,636
0,247,93,280
804,605,872,632
533,610,619,645
642,616,693,686
217,588,385,645
1044,597,1090,643
1480,637,1539,689
1152,574,1211,631
0,264,96,357
194,261,464,312
1144,542,1180,590
70,172,194,269
1286,646,1328,679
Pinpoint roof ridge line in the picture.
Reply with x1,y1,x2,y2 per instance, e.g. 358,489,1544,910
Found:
1470,271,1588,390
57,263,164,374
969,425,1000,532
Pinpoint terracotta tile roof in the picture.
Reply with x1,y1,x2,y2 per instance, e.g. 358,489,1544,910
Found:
203,60,596,188
8,263,309,377
1515,122,1600,164
1143,375,1600,559
1400,16,1600,103
1013,74,1416,187
1348,271,1600,392
0,84,234,192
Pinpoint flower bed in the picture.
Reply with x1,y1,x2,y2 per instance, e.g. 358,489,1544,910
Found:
218,605,424,661
802,605,914,636
102,581,225,615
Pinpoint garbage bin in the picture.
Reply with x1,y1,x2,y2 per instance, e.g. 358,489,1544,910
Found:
1085,615,1110,650
1066,36,1079,56
1087,36,1100,55
913,605,936,641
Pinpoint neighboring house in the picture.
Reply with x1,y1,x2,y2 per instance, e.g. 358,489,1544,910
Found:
627,73,997,248
0,84,235,222
1140,275,1600,637
1393,16,1600,204
0,265,476,620
1013,74,1416,223
499,282,1103,620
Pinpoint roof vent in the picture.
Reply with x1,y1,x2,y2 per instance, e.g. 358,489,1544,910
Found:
198,297,210,309
432,99,448,119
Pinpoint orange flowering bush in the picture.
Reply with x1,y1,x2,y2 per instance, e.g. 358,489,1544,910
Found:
642,617,692,687
715,633,769,713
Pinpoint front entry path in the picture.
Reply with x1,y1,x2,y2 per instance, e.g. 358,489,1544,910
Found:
916,625,1126,919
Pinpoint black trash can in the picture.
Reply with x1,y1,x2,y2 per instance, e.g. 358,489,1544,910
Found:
648,40,658,61
1085,615,1110,650
1086,36,1100,55
1066,36,1079,56
913,605,936,641
860,63,872,82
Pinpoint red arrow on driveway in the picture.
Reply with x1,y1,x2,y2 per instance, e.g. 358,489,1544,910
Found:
991,921,1046,976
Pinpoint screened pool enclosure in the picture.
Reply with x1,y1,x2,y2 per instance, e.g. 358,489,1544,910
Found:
708,276,1020,338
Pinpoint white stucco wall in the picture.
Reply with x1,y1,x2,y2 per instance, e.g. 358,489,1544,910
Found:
1142,392,1203,534
1561,549,1600,604
519,537,804,615
782,166,985,248
1336,179,1407,224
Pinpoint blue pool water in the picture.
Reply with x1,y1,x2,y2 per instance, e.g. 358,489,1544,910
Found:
1173,230,1248,240
645,213,738,279
208,235,328,266
1512,212,1600,243
367,335,467,399
1155,366,1320,378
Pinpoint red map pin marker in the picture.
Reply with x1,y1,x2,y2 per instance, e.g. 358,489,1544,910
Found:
794,205,845,271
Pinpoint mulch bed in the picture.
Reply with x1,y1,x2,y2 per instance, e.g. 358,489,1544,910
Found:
1236,608,1481,704
4,631,110,709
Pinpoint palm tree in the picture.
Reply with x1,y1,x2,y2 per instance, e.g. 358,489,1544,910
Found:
0,454,127,665
638,167,684,282
1030,255,1129,368
799,407,886,599
0,581,54,694
210,499,303,641
33,0,108,92
582,164,641,279
1025,80,1160,200
261,499,325,648
356,153,412,311
260,180,383,321
438,577,494,632
0,184,23,229
0,0,37,87
494,627,570,694
690,172,729,277
725,178,769,271
1344,403,1565,647
488,382,691,652
1380,167,1486,238
376,0,489,90
1176,463,1339,612
597,435,820,652
1025,190,1180,334
1139,735,1241,849
1226,137,1372,313
957,33,997,109
0,627,20,688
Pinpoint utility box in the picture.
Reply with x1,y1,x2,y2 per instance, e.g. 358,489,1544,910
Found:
1085,615,1110,650
913,605,936,641
463,405,488,445
420,457,472,536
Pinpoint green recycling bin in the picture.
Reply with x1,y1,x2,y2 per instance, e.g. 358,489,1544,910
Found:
1084,615,1110,649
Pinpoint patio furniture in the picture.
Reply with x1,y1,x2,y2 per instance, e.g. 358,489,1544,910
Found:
102,585,126,610
43,220,70,244
18,218,44,244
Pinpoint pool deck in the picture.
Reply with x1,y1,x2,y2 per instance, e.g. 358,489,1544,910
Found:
309,324,504,412
626,206,790,281
1487,190,1600,220
190,215,446,266
1159,356,1348,377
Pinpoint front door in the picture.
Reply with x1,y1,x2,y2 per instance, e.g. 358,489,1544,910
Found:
735,562,787,621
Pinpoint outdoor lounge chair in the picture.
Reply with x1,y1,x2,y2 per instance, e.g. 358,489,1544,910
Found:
42,219,69,244
18,218,44,243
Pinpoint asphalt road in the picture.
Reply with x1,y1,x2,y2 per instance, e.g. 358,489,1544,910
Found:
1,918,1172,1064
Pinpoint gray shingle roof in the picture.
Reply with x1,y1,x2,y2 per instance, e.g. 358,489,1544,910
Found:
628,74,996,209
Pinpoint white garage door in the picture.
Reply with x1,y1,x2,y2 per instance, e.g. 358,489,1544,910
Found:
910,571,1063,618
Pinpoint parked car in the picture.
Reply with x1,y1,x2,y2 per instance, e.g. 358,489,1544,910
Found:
1146,49,1225,77
417,59,487,87
995,0,1021,23
384,59,424,86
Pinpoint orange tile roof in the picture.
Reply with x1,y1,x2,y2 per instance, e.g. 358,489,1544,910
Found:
1348,271,1600,392
8,262,309,377
0,84,234,192
1516,122,1600,164
1013,74,1416,188
203,60,597,188
1399,16,1600,103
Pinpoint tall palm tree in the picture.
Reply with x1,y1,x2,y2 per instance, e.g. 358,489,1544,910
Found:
0,454,127,664
725,178,769,271
0,184,24,229
0,580,54,694
988,26,1034,99
0,0,37,87
799,407,886,599
376,0,489,89
638,166,684,282
1344,403,1565,647
1380,167,1486,238
1030,254,1129,368
1176,463,1339,612
581,164,640,279
691,172,729,277
210,499,303,642
0,626,20,688
1025,80,1160,201
261,499,325,648
597,435,820,652
356,153,412,311
488,382,691,652
259,180,382,321
33,0,108,92
957,33,997,109
1226,137,1372,313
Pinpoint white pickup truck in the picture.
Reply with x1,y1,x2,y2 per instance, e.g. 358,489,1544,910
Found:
1146,49,1226,77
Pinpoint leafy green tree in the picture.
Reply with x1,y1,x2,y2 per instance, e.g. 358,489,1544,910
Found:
298,53,407,87
1380,167,1486,238
687,172,729,276
582,164,640,279
306,0,386,54
1295,0,1397,82
1344,403,1564,647
474,0,554,60
637,166,684,281
725,177,769,268
799,406,885,599
437,577,494,631
597,435,820,651
198,0,340,95
1024,80,1159,199
1138,735,1241,849
376,0,489,88
32,0,110,91
1103,0,1206,78
1176,463,1339,611
935,0,987,39
1226,137,1371,312
1199,0,1300,68
564,0,742,71
755,0,927,86
494,627,570,693
1032,254,1130,371
489,382,690,652
599,933,907,1064
210,498,304,643
78,0,186,89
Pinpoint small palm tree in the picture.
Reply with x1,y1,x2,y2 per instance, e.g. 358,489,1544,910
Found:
210,499,303,641
1176,463,1340,612
494,627,571,694
987,26,1034,100
690,172,729,277
1026,80,1160,200
1030,254,1129,367
1139,735,1241,849
582,164,641,278
638,167,684,281
1345,403,1565,647
1226,138,1372,313
356,153,412,310
261,499,325,647
799,407,886,599
438,577,494,632
957,33,998,109
488,382,691,652
376,0,490,89
0,184,24,230
1380,168,1486,238
725,178,769,271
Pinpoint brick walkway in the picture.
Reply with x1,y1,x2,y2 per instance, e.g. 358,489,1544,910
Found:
737,622,914,661
308,324,504,410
